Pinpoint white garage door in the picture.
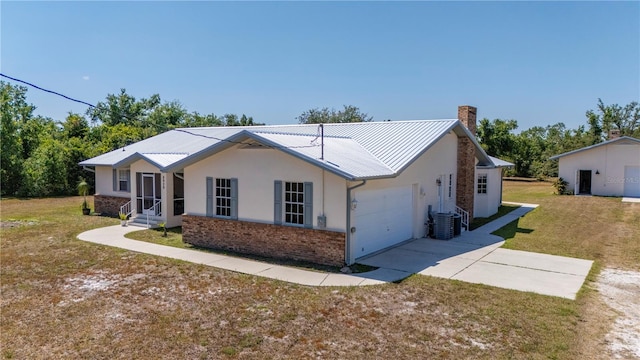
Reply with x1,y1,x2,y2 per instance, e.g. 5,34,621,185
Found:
353,186,413,260
624,166,640,197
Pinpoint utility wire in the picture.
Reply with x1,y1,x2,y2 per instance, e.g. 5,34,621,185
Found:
1,73,319,150
1,73,96,108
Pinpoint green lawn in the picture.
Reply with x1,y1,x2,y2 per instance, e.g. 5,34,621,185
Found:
469,204,520,230
2,188,637,359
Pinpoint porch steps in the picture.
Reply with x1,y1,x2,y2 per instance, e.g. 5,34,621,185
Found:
127,216,161,229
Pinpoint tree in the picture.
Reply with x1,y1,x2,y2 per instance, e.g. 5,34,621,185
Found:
86,89,161,127
476,118,518,158
21,139,69,196
586,99,640,140
297,105,373,124
1,81,34,195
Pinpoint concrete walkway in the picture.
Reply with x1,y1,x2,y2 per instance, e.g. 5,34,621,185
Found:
359,203,594,299
77,202,594,298
77,225,407,286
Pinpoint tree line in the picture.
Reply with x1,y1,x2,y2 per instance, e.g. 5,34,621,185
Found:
478,99,639,178
1,80,637,196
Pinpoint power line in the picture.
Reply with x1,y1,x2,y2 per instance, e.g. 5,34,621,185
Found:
1,73,319,151
1,73,96,108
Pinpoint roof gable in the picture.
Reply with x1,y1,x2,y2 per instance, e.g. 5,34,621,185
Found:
549,136,640,160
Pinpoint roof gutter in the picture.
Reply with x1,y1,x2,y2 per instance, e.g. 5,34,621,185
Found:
345,179,366,265
82,166,95,173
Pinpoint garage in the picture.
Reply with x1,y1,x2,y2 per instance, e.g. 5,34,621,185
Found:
624,166,640,197
353,186,414,260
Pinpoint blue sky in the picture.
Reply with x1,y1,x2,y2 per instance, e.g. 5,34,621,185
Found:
2,1,638,130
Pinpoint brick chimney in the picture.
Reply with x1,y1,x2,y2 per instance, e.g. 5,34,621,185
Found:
456,105,477,221
608,129,621,140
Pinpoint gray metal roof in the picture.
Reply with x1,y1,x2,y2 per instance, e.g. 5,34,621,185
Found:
80,120,495,180
487,156,514,168
549,136,640,160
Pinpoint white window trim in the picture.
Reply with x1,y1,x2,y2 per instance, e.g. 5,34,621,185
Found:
284,181,305,226
477,173,488,195
118,169,130,192
215,178,232,218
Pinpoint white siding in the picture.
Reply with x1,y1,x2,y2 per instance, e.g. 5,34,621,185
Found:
474,167,503,218
184,145,347,232
95,165,130,198
557,142,640,196
351,131,459,239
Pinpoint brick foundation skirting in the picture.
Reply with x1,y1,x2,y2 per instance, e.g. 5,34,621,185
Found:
94,194,130,217
182,215,346,267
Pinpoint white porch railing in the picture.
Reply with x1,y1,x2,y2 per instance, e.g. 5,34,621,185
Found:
120,201,135,218
455,206,469,231
146,199,162,228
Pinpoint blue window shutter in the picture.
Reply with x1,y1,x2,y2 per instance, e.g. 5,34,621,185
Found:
112,169,117,191
274,180,282,225
304,182,313,229
230,178,238,220
206,177,213,217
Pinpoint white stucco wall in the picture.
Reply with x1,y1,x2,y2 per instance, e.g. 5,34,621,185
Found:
351,131,460,238
474,167,503,218
184,145,347,232
557,142,640,196
128,160,183,228
94,165,130,198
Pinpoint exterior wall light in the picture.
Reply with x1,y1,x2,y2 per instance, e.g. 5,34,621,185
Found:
351,198,358,210
436,178,442,186
596,170,600,175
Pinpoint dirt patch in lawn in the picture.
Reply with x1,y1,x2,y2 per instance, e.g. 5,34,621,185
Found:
597,268,640,359
1,220,39,228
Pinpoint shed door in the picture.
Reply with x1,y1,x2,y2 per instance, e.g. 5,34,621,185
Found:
624,166,640,197
353,186,413,260
578,170,592,195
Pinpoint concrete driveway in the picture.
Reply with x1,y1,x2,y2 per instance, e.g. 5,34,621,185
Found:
358,230,593,299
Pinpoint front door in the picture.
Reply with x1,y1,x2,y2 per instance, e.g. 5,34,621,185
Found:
578,170,592,195
142,174,156,215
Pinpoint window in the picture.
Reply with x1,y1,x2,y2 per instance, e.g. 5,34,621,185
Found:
206,177,237,219
477,174,488,194
285,182,305,225
113,169,130,192
448,174,453,198
119,170,130,192
216,178,232,217
274,181,312,228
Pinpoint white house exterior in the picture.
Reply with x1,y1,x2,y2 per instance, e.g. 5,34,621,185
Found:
80,105,508,266
550,136,640,197
474,156,514,218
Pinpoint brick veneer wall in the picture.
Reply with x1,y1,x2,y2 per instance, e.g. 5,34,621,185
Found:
182,215,346,267
457,105,477,221
94,194,130,217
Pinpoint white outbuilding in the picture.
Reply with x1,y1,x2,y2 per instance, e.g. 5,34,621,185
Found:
550,135,640,197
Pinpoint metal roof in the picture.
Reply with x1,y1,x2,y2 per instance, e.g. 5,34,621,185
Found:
487,156,514,168
80,120,496,180
549,136,640,160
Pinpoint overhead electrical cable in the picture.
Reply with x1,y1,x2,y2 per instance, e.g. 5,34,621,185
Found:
0,73,319,150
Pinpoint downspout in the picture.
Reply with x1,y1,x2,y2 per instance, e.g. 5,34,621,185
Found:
345,179,366,265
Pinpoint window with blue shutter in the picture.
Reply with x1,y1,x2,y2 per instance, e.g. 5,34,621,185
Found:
230,178,238,220
112,169,117,191
303,182,313,228
274,181,282,225
206,177,213,217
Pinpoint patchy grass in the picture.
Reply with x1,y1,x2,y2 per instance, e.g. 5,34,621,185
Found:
2,190,637,359
1,196,596,359
469,204,520,230
498,181,640,270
